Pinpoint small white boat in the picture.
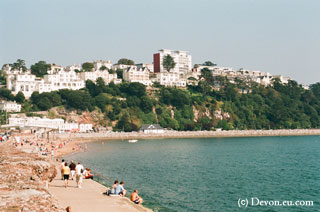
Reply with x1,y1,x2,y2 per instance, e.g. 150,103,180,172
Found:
128,139,138,143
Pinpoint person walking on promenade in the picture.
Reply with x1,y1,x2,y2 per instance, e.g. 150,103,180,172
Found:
60,159,65,180
62,162,71,188
75,161,84,188
115,181,127,197
130,190,143,204
69,160,76,180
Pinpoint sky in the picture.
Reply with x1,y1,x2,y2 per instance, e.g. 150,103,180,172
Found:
0,0,319,84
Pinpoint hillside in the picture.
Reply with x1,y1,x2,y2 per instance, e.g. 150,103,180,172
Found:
1,75,320,131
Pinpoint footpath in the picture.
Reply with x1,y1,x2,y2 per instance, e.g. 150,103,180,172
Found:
48,171,152,212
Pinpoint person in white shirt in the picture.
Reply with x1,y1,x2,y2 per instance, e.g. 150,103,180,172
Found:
75,162,84,188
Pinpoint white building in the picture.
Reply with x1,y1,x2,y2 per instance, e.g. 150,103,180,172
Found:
8,117,64,129
79,70,118,84
123,66,152,86
112,64,136,70
136,63,154,73
152,72,186,87
48,64,64,74
0,101,21,112
79,123,93,132
58,122,79,132
93,60,113,70
44,69,85,91
153,49,192,74
66,64,81,72
6,116,92,133
140,124,165,133
6,74,41,98
273,75,291,84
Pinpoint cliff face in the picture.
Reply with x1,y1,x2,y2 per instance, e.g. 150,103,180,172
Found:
0,143,64,212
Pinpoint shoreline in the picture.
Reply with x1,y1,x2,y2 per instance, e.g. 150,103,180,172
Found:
55,129,320,156
9,129,320,212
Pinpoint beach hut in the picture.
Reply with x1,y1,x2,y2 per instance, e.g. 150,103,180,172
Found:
140,124,165,134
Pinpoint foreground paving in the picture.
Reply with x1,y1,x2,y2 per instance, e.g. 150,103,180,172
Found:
48,174,151,212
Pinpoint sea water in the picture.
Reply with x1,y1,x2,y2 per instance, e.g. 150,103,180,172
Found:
65,136,320,212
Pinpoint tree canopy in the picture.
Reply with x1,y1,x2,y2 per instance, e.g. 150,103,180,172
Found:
82,62,94,72
202,61,217,66
31,61,51,77
117,58,135,65
11,59,27,72
162,55,176,72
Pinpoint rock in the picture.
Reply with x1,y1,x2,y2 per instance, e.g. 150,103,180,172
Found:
0,143,64,212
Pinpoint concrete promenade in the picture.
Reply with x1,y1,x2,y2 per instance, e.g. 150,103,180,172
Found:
48,172,152,212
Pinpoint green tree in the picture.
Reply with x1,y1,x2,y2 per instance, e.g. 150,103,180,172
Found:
99,65,107,71
202,61,217,66
117,58,135,65
140,96,153,113
82,62,94,72
116,69,123,78
15,91,25,103
11,59,27,72
31,61,51,77
162,55,176,72
108,69,116,74
115,113,137,132
0,87,15,101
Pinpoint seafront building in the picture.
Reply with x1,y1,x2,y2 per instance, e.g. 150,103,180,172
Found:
5,116,92,132
0,101,22,112
140,124,165,133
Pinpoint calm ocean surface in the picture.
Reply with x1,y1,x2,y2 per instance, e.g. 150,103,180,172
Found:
65,136,320,212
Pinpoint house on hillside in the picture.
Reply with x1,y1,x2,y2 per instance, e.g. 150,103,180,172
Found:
140,124,165,133
0,101,21,112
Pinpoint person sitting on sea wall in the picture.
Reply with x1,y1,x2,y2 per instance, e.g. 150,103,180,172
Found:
107,180,119,195
130,190,143,204
84,168,94,179
115,181,127,197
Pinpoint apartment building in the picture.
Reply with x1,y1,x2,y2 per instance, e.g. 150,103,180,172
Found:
44,69,85,91
153,49,192,74
153,72,186,87
123,67,152,86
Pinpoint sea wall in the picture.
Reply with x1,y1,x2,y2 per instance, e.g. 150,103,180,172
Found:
0,143,64,212
56,129,320,141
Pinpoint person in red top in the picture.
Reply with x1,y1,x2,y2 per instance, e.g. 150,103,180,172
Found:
84,168,94,179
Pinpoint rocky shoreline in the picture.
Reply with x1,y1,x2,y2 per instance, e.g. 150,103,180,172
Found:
0,142,64,212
